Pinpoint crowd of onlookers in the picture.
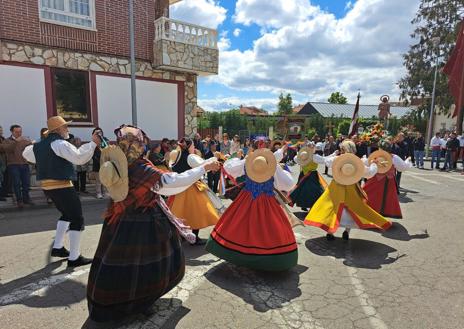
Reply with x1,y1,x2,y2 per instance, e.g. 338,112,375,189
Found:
1,124,463,209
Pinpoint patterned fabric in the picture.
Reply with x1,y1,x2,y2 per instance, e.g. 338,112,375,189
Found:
243,176,275,199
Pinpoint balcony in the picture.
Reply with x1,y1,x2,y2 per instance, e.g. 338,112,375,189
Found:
153,17,218,76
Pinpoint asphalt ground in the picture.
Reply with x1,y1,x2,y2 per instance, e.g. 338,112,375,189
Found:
0,166,463,329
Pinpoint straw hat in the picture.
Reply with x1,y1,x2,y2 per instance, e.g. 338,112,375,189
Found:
270,139,283,150
99,146,129,202
296,146,314,167
332,153,365,186
368,150,392,174
44,116,72,135
245,149,277,183
168,148,181,167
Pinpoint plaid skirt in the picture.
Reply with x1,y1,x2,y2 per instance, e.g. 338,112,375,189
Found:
87,206,185,322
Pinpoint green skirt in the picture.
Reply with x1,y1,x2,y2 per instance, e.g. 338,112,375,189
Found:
289,171,325,209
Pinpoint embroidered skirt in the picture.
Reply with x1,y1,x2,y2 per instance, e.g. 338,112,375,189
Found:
87,206,185,322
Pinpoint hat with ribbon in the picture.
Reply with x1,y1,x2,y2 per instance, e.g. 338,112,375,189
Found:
296,146,315,167
332,153,365,186
368,150,392,174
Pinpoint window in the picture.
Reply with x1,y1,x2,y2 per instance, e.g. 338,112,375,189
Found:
40,0,96,29
52,68,92,123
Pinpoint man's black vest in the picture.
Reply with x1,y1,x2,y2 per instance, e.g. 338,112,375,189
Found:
33,133,75,180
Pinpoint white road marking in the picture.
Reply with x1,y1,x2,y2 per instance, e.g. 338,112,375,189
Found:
408,171,464,181
345,248,389,329
0,268,90,306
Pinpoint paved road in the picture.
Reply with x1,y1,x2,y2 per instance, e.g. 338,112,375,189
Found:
1,167,464,329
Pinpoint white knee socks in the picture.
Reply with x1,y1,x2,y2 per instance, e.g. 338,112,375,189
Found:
68,230,82,261
53,221,70,249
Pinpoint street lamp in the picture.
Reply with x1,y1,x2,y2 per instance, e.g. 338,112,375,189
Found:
426,37,440,158
129,0,137,126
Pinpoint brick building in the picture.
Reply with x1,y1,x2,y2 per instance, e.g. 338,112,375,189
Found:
0,0,218,140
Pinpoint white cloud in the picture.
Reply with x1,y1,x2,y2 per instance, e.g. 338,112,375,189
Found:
233,28,242,37
170,0,227,29
199,96,281,112
204,0,421,108
218,31,231,51
345,1,354,11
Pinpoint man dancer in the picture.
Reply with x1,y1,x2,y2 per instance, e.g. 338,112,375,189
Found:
23,116,100,268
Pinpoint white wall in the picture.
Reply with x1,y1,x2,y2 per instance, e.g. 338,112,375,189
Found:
0,64,48,141
96,75,179,140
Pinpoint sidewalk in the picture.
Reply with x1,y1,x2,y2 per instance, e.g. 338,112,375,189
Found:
0,184,107,213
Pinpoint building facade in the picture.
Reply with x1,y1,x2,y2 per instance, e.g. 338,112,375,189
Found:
0,0,218,140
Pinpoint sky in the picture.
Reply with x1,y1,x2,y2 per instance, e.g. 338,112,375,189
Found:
170,0,421,112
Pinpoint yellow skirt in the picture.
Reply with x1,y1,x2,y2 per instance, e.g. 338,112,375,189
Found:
304,181,391,233
168,181,220,230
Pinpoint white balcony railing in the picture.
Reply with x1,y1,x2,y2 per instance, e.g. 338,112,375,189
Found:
154,17,218,49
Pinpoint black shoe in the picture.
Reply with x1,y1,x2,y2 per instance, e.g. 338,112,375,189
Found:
301,207,308,212
191,237,207,246
67,255,93,268
51,247,70,258
326,233,335,241
342,231,349,241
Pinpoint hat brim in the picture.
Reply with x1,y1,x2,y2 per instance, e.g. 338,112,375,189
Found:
44,120,72,135
332,153,365,186
168,149,181,167
99,146,129,202
245,149,277,183
297,147,314,167
368,150,392,174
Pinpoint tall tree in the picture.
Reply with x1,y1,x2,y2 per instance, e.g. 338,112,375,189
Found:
277,93,293,115
328,92,348,104
399,0,464,116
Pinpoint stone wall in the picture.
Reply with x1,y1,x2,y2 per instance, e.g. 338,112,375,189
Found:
0,40,198,136
154,39,218,76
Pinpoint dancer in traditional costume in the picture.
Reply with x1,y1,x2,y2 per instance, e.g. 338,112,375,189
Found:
289,145,327,211
206,148,298,271
167,137,223,245
87,125,220,322
363,145,412,219
22,116,98,267
304,140,392,241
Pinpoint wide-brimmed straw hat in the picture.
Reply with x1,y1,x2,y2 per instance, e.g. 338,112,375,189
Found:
368,150,392,174
168,147,181,167
332,153,364,186
297,146,314,166
99,146,129,202
245,148,277,183
270,139,283,149
44,116,72,135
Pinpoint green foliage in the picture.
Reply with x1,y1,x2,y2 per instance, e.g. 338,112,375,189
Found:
306,128,317,139
399,0,464,116
277,93,293,115
337,120,352,136
328,92,348,104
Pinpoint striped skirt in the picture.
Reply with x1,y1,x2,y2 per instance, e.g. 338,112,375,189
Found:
87,206,185,322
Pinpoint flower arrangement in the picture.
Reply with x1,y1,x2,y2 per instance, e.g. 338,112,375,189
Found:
359,122,387,146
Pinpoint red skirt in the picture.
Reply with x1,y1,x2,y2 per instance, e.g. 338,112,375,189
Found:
363,175,402,219
206,190,297,271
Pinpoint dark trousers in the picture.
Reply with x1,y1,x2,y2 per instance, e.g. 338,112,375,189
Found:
8,164,30,203
73,171,87,192
207,171,220,193
45,187,84,231
0,167,9,196
396,171,402,192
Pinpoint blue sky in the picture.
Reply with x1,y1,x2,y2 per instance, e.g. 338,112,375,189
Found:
171,0,421,112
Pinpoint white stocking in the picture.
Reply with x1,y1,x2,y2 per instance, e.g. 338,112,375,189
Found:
68,230,82,261
53,221,69,249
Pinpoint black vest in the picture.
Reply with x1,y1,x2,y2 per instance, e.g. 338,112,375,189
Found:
33,133,75,180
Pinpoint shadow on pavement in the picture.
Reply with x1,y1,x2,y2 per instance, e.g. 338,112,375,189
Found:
205,262,307,312
305,237,406,270
81,298,187,329
381,222,429,241
183,243,215,267
398,193,414,203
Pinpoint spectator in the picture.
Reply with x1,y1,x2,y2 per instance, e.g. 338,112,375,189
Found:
160,138,170,156
441,132,459,171
213,133,221,153
220,133,231,155
91,128,107,199
193,133,202,152
205,143,220,193
0,125,6,201
230,135,241,155
413,133,426,169
0,125,33,208
201,140,209,157
430,132,442,169
440,133,448,160
323,135,337,175
404,132,415,165
458,133,464,169
392,132,408,191
148,143,166,168
72,138,90,194
243,138,251,155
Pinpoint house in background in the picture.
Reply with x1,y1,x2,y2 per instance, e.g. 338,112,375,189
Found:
239,105,268,116
0,0,218,140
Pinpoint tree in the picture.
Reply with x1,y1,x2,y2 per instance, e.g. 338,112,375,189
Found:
277,93,293,115
399,0,464,117
328,92,348,104
337,120,351,136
